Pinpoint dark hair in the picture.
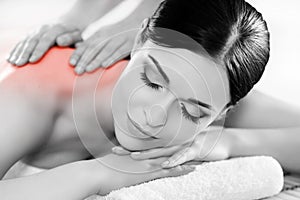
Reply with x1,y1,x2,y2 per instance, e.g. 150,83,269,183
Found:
141,0,270,106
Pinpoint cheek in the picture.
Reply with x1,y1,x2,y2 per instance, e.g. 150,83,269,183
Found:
111,66,143,113
158,107,200,145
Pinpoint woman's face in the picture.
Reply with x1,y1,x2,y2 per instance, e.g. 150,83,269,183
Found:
111,40,230,151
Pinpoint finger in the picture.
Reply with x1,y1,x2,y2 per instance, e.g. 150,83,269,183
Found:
111,146,131,155
8,25,48,64
96,42,131,71
161,147,197,168
85,38,126,71
7,40,23,62
56,30,82,46
29,26,65,63
15,37,39,66
75,42,83,48
75,41,108,74
84,41,113,72
69,43,87,67
167,165,195,177
7,41,24,64
154,165,195,180
130,145,182,160
9,41,26,65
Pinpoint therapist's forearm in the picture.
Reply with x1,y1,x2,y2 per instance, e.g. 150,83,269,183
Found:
229,127,300,174
120,0,164,28
0,160,103,200
57,0,122,29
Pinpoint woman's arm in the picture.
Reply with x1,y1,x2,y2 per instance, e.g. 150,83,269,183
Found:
229,127,300,174
224,90,300,173
0,155,193,200
0,160,102,200
224,90,300,129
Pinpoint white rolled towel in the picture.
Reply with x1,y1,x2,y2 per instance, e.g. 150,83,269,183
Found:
87,156,283,200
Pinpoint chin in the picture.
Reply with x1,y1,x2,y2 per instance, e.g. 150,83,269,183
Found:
114,125,145,151
114,124,161,151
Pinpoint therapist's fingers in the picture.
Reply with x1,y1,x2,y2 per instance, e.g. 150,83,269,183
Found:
56,30,82,46
69,43,87,67
74,40,109,74
98,41,132,69
15,38,39,66
29,27,64,63
86,40,129,72
130,145,183,160
96,38,128,68
7,26,47,65
75,37,126,74
7,41,25,65
29,24,80,63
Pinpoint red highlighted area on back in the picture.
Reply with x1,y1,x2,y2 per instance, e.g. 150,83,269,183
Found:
0,47,128,96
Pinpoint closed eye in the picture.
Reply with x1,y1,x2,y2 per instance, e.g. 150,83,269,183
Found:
140,72,163,91
140,62,209,124
180,103,203,124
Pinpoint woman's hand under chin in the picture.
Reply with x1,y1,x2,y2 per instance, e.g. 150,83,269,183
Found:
96,153,195,196
112,126,235,168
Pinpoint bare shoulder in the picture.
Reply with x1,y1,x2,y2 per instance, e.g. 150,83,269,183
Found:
224,90,300,128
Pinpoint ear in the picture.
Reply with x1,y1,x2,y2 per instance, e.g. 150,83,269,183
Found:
131,18,150,57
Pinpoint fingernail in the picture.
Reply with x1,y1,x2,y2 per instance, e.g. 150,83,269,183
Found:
102,61,111,68
10,55,16,62
112,146,121,152
111,147,117,152
161,160,170,167
85,64,94,72
131,152,141,156
75,65,84,74
70,58,77,66
29,56,37,62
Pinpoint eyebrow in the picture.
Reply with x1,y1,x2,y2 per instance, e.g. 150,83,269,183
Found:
147,54,214,111
147,54,170,84
187,98,214,111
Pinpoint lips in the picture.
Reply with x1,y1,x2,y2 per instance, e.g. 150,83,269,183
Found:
127,113,158,139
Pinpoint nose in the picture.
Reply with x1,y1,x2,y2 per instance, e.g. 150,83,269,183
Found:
144,104,167,128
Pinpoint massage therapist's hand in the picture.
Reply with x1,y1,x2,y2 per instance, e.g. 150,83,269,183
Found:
7,23,82,66
96,153,195,195
112,126,234,168
70,23,137,75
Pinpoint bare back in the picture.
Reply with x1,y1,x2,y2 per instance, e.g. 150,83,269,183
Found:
0,47,127,175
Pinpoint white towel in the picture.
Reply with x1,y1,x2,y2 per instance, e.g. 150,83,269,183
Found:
86,156,283,200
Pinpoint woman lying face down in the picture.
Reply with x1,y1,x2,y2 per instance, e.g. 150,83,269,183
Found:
0,0,270,197
1,0,269,170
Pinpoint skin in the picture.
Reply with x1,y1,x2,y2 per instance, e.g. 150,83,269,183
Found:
6,0,163,75
111,40,230,151
0,23,300,199
7,0,123,66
